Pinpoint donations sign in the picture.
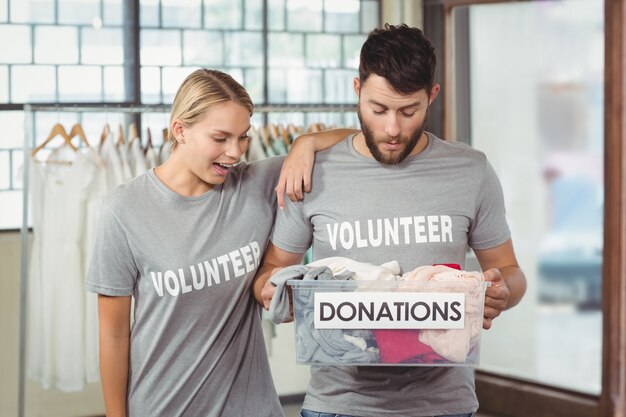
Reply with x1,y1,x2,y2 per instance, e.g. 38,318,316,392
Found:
313,292,465,329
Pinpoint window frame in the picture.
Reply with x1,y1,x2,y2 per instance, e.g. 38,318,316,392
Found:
423,0,626,416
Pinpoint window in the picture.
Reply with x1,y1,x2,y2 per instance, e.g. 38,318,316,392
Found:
0,0,381,230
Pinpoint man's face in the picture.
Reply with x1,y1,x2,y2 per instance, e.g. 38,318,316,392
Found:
355,74,438,165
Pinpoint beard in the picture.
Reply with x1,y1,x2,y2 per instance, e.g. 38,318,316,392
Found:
357,107,427,165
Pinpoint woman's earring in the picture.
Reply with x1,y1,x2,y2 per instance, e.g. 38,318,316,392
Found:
179,136,185,145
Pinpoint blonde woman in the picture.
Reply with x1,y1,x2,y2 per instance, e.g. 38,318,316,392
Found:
86,69,352,417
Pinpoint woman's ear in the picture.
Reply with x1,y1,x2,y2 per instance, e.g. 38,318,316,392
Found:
171,119,184,142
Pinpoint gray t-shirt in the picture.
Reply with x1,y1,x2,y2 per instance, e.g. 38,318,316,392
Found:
86,157,285,417
271,133,511,417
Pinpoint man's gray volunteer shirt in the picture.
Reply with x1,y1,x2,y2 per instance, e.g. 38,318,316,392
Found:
86,158,285,417
271,133,511,417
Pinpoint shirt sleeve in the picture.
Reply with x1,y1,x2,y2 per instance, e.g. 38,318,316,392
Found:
468,157,511,250
270,194,313,254
85,201,138,296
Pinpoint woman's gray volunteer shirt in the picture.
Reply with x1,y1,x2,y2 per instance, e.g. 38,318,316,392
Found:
86,157,285,417
271,133,511,417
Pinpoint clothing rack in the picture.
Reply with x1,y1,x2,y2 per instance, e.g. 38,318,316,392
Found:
18,102,357,417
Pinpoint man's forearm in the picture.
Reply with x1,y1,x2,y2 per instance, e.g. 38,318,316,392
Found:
500,265,527,309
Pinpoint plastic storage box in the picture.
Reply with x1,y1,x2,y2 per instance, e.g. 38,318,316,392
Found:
287,279,490,366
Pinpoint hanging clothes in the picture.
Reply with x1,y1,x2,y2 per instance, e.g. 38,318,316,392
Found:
27,144,100,391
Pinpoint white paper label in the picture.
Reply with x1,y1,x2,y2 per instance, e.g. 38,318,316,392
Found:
313,292,465,329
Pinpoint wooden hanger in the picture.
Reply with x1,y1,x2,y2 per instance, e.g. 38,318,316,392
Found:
117,123,125,145
100,123,111,148
68,123,91,149
144,127,153,155
128,122,139,143
279,124,291,147
31,123,76,158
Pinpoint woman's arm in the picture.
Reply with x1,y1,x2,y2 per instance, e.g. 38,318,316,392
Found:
98,294,132,417
275,128,359,208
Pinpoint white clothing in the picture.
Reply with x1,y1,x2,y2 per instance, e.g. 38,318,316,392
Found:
27,145,99,391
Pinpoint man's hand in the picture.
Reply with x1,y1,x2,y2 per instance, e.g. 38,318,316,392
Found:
482,268,510,330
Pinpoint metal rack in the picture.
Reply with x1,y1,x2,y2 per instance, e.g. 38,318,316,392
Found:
18,102,357,417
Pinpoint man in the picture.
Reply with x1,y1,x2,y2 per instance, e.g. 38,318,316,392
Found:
254,23,527,417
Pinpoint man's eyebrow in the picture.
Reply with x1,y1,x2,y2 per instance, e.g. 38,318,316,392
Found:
367,99,422,110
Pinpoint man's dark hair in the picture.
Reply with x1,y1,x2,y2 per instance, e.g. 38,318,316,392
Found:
359,23,437,95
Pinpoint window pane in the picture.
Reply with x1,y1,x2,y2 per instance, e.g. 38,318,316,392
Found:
268,68,286,102
0,25,31,63
203,0,242,30
140,0,160,27
162,66,198,104
343,34,365,68
0,111,24,148
287,0,322,32
12,149,23,189
183,30,223,66
11,65,56,102
162,0,201,28
0,0,7,22
58,0,99,25
324,0,360,33
306,34,341,68
0,190,23,229
462,0,604,394
10,0,54,23
82,27,124,65
35,26,79,64
245,0,262,30
324,69,357,103
268,0,285,30
287,68,322,103
0,151,10,189
141,66,161,103
225,31,263,67
141,29,182,66
142,112,171,147
58,65,102,101
361,0,379,33
269,33,304,67
244,68,264,104
0,65,7,102
103,0,123,26
103,66,125,101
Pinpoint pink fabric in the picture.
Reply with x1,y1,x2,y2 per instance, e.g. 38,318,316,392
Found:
399,265,485,363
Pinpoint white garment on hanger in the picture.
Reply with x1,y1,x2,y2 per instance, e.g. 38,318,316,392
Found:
145,146,159,169
128,137,148,178
99,132,124,190
27,145,100,391
117,141,133,182
246,126,267,162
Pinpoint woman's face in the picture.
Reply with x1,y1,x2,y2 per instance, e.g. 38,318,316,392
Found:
176,101,251,192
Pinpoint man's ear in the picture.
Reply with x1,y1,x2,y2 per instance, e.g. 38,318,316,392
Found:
428,83,441,105
353,77,361,97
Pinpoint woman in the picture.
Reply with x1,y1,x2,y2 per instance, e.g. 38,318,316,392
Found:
86,69,352,417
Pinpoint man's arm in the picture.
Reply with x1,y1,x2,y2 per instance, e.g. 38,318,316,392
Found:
253,241,306,309
275,128,359,208
98,294,132,417
474,239,527,330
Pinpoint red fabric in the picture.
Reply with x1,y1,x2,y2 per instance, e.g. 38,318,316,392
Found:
433,263,461,270
373,329,446,363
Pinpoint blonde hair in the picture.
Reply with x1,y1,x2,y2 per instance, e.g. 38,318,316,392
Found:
168,69,254,148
